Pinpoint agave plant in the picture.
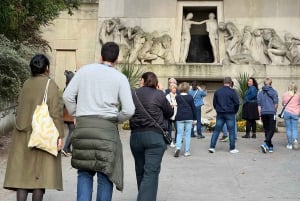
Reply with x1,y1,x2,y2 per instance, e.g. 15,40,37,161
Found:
119,63,144,89
235,73,249,120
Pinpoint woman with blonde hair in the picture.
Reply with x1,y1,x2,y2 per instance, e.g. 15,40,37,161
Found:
174,82,197,157
282,81,300,150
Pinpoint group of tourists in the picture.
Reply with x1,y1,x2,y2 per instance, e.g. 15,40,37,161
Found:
2,41,299,201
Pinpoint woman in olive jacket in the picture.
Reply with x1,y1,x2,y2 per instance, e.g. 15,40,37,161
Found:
3,55,64,201
130,72,173,201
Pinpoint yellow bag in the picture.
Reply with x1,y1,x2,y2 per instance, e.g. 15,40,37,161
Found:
28,79,59,156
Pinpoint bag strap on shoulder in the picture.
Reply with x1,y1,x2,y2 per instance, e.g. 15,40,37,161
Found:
43,79,51,103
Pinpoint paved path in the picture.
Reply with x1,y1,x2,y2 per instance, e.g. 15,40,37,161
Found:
1,130,300,201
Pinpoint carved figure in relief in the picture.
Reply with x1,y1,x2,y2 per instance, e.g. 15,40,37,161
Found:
250,29,270,64
137,32,159,64
262,29,287,64
218,22,241,58
127,26,146,63
198,12,219,63
98,19,116,45
284,33,300,64
240,26,252,54
179,13,203,63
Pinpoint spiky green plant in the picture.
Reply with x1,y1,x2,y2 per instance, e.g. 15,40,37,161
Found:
235,73,250,120
119,63,144,89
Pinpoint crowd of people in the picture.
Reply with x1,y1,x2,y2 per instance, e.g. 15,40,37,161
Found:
3,42,299,201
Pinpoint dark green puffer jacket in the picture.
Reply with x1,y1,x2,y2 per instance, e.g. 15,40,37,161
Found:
71,116,124,191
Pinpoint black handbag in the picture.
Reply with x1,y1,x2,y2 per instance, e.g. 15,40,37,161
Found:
134,91,172,144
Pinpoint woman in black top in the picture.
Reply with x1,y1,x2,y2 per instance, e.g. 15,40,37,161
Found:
130,72,173,201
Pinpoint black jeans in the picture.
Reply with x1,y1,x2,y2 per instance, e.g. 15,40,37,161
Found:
246,119,256,134
130,131,166,201
261,114,276,147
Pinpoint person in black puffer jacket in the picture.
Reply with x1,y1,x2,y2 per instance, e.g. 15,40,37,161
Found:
130,72,173,201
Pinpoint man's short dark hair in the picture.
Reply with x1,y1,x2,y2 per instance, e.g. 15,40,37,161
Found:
224,77,232,84
101,42,119,63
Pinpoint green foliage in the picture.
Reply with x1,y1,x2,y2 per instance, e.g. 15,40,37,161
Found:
0,35,35,109
235,73,249,120
119,63,144,89
0,0,80,49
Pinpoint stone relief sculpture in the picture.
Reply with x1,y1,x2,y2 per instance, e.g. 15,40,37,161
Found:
250,29,270,64
218,21,300,65
262,28,288,65
99,17,300,65
218,22,241,58
179,13,204,63
98,19,175,64
284,33,300,64
198,13,219,63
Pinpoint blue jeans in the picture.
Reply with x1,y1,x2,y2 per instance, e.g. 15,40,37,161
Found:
210,113,236,150
284,111,299,145
77,170,113,201
222,117,238,138
191,106,202,136
176,120,193,153
261,114,276,148
130,131,166,201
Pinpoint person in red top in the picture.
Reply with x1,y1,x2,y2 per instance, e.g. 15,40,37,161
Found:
281,81,300,150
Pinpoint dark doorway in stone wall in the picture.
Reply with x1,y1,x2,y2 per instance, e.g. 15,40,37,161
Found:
183,6,217,63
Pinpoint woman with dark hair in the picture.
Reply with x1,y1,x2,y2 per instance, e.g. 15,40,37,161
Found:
4,54,64,201
130,72,173,201
242,77,260,138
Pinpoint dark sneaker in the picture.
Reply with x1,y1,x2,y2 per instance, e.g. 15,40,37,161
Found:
268,147,274,153
174,149,180,157
197,135,205,139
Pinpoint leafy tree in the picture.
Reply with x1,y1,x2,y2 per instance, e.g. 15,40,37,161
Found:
0,0,80,49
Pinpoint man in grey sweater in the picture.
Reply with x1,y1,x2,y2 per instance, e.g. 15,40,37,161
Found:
63,42,135,201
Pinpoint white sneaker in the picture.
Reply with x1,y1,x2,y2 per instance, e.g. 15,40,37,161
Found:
293,140,299,150
170,142,176,148
184,152,191,157
229,149,239,154
208,148,215,153
286,144,293,150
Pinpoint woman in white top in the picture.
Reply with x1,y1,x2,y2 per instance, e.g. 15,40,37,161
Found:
166,83,178,147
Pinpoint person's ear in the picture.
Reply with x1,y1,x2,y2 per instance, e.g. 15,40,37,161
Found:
99,56,103,62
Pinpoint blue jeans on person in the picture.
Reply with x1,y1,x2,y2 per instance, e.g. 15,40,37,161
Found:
210,113,236,150
130,131,166,201
283,111,299,145
261,114,276,148
176,120,193,153
77,170,113,201
191,106,202,136
168,119,177,142
221,116,238,138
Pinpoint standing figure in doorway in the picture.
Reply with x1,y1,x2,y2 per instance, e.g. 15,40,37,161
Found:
198,12,219,63
179,12,203,63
